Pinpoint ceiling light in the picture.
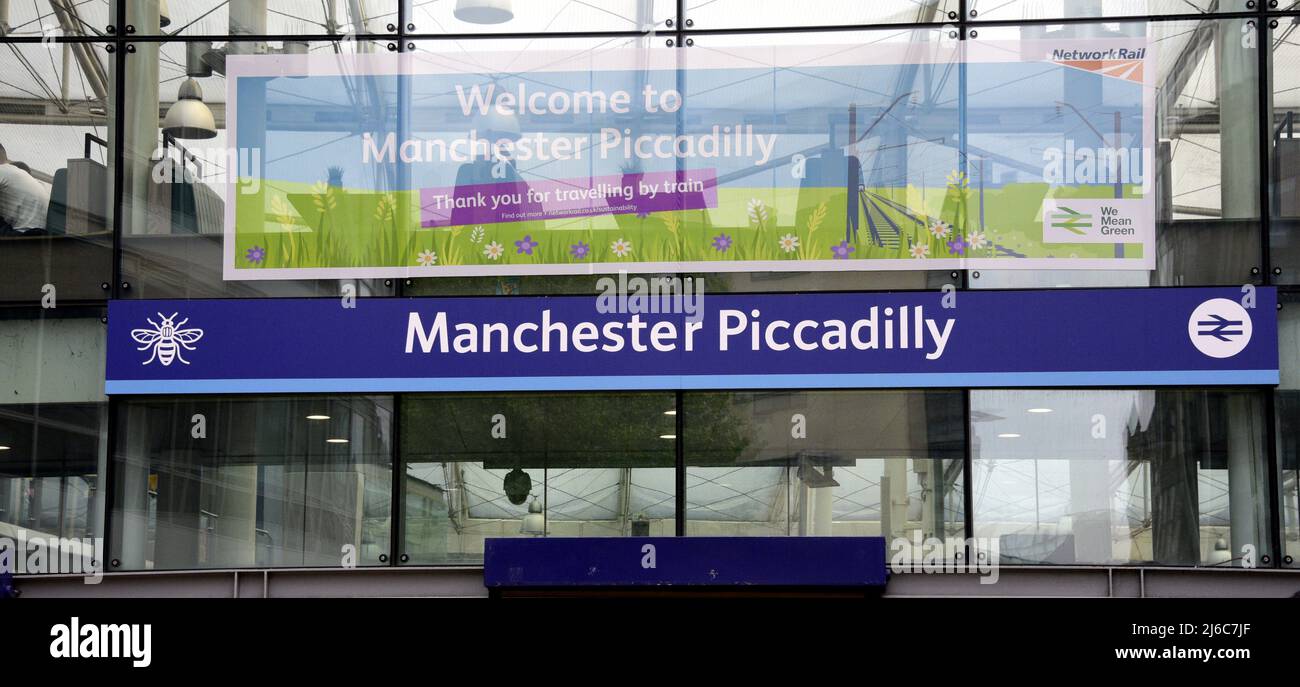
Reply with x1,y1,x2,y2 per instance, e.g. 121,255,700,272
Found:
1027,408,1053,414
306,414,330,421
659,434,677,440
0,445,10,451
663,409,677,416
454,0,513,24
997,433,1021,439
162,42,217,140
326,438,349,444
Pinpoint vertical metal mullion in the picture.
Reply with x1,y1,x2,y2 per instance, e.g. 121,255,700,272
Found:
1257,9,1285,567
674,0,686,537
1262,4,1283,568
675,390,685,536
1259,10,1274,286
101,2,128,567
957,0,975,562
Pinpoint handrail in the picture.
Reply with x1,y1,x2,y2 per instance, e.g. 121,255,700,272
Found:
84,133,107,160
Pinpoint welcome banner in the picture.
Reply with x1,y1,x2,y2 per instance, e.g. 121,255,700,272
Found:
224,37,1156,280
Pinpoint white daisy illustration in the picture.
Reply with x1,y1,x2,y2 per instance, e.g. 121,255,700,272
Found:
967,231,987,250
610,238,633,257
483,241,504,260
910,244,930,259
778,234,800,253
928,220,951,239
416,249,437,266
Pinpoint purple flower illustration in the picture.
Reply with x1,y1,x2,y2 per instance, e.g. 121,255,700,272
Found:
947,237,967,255
245,245,265,264
831,241,855,259
711,233,733,253
570,241,590,260
514,235,539,256
636,208,651,219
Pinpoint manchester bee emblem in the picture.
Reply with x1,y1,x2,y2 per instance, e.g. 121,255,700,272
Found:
130,312,204,366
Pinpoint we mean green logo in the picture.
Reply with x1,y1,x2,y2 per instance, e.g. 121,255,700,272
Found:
1049,206,1092,235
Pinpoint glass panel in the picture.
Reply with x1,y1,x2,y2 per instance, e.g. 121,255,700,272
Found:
118,39,396,298
127,0,399,36
403,35,660,297
968,0,1238,22
685,0,957,29
0,1,112,37
0,41,114,304
685,390,965,548
109,395,393,570
677,30,958,292
406,0,671,34
0,312,108,575
1270,17,1300,283
970,18,1260,289
400,392,675,565
1275,294,1300,567
971,389,1272,566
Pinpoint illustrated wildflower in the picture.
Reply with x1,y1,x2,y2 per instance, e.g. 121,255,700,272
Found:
483,241,504,260
831,241,855,259
570,241,590,260
747,198,769,227
910,243,930,259
515,235,539,256
712,233,733,253
946,169,968,190
245,245,266,264
469,226,485,243
610,238,633,257
416,249,437,266
946,237,967,255
968,231,988,250
778,233,800,253
929,220,951,239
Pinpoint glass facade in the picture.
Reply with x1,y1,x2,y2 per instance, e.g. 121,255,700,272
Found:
2,2,1297,574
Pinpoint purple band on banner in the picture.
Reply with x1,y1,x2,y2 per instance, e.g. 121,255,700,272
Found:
420,168,717,227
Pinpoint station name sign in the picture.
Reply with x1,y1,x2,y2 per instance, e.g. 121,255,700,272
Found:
105,287,1277,394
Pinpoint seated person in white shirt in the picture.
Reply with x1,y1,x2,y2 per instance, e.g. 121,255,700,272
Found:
0,144,51,234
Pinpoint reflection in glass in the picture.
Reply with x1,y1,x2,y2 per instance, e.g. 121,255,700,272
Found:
971,389,1271,566
685,0,956,30
119,39,395,298
110,396,393,569
400,393,675,564
685,390,965,551
972,18,1260,289
0,314,108,568
1275,295,1300,567
0,42,113,303
1270,18,1300,283
126,0,400,36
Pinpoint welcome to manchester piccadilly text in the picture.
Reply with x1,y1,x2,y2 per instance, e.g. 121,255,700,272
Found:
362,83,779,167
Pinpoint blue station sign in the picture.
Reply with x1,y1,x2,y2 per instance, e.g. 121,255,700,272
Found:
105,287,1279,394
483,536,891,588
